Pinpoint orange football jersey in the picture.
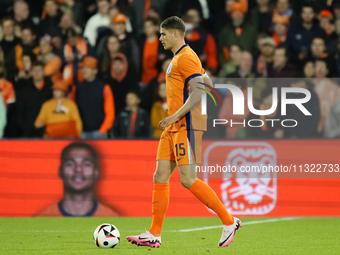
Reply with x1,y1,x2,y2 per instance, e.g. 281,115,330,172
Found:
165,44,207,132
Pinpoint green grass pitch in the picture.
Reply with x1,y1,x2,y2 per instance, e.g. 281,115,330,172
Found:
0,217,339,255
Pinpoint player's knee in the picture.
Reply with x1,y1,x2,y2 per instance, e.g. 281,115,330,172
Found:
153,170,169,183
180,177,195,189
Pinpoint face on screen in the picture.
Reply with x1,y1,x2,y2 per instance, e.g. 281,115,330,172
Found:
60,148,99,192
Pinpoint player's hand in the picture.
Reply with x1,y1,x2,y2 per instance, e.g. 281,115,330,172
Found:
159,116,177,131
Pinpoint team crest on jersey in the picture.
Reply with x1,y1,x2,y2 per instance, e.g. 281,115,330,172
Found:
167,62,172,76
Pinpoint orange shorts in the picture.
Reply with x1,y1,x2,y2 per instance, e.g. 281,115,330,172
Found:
156,130,203,165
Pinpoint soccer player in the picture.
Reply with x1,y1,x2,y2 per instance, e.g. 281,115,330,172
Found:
127,16,241,248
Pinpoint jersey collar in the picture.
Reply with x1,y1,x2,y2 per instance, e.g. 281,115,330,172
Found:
174,44,188,56
58,200,99,217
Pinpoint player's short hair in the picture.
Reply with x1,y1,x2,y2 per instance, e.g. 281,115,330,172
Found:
61,143,100,169
160,16,186,35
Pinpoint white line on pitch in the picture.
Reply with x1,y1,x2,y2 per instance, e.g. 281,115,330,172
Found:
0,217,300,233
165,217,299,232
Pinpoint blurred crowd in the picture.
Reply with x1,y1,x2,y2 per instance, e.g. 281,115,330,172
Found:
0,0,340,140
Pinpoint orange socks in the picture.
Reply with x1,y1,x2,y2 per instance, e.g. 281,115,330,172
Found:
149,183,169,236
149,180,233,235
190,179,234,226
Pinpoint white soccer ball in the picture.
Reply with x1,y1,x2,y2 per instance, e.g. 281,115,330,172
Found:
93,223,120,248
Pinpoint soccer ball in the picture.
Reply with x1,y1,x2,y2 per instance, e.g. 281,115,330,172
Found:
93,223,120,248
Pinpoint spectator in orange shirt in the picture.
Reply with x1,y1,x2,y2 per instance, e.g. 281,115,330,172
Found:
72,56,115,139
271,15,289,46
150,82,167,138
139,17,165,86
36,142,120,216
35,79,82,138
272,0,292,25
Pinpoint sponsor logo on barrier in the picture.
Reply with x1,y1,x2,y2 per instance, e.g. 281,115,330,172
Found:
203,142,277,215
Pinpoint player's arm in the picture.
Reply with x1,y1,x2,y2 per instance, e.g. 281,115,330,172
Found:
159,72,212,131
175,76,205,118
174,72,213,119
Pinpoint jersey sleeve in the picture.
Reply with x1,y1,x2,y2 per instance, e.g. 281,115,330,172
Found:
177,54,202,84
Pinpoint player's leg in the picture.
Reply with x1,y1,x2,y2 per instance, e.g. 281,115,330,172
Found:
149,159,177,236
178,164,241,247
176,130,242,247
127,131,176,248
178,164,234,225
